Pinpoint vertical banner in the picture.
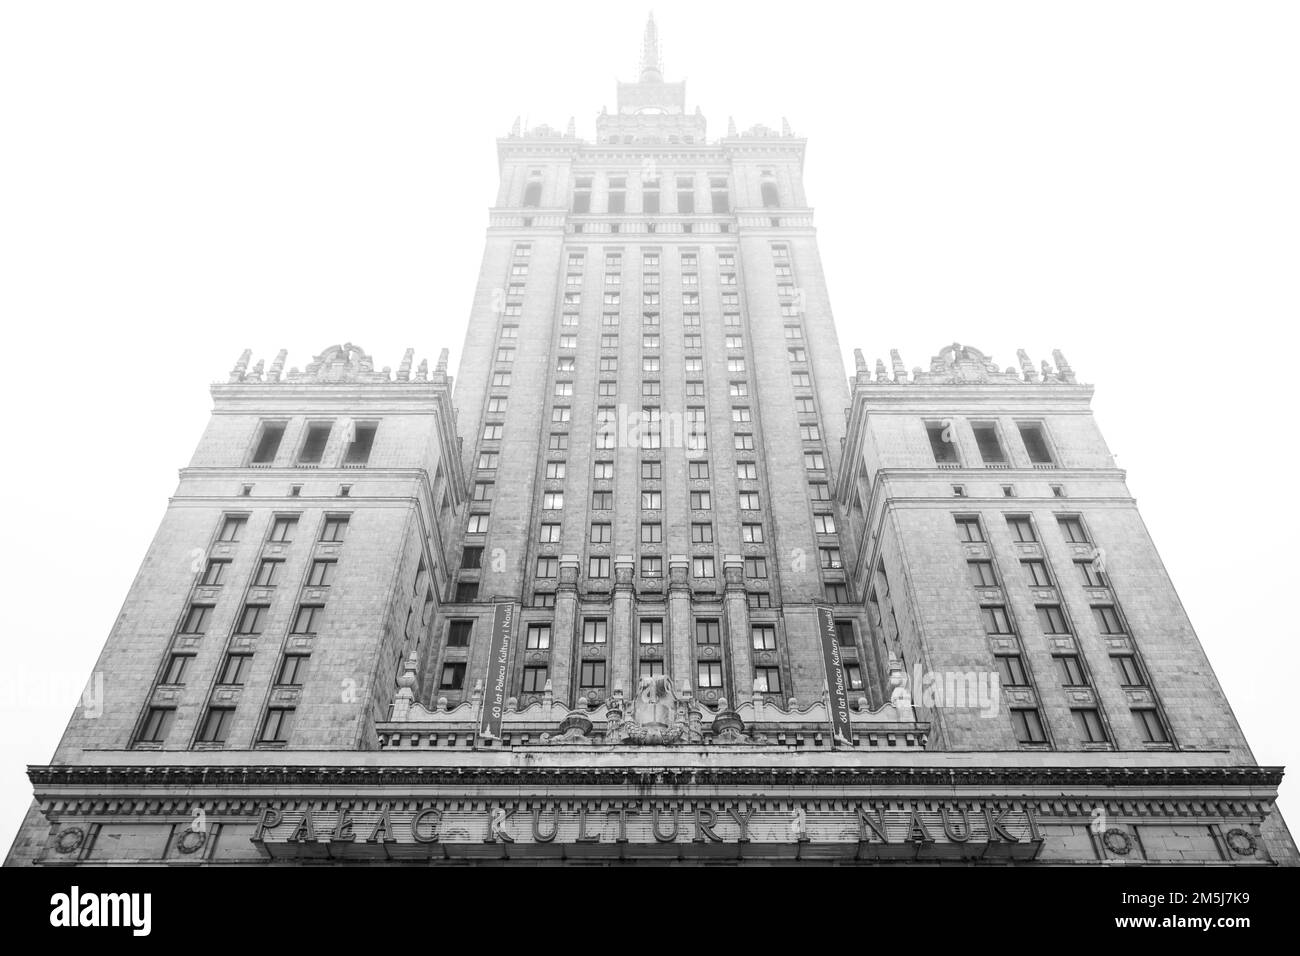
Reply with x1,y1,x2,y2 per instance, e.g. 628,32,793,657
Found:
478,602,515,739
816,605,853,746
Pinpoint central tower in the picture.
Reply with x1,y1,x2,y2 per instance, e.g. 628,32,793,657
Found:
445,14,863,716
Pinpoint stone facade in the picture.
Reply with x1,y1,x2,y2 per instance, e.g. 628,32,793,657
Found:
5,19,1294,866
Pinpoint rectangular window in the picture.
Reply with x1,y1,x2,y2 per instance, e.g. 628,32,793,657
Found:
639,619,664,645
1011,708,1047,744
698,661,724,688
826,583,850,604
639,660,665,680
695,619,720,645
641,491,662,510
819,547,842,569
926,422,959,464
200,559,229,586
297,423,332,465
589,522,612,544
218,516,247,542
754,666,781,694
813,513,836,533
545,461,566,480
259,707,296,744
968,560,997,586
461,546,483,570
1056,655,1087,686
981,605,1014,635
744,556,767,578
689,491,711,510
583,619,608,644
972,423,1006,464
741,523,764,543
1076,560,1107,587
751,624,777,650
1018,423,1054,464
307,559,336,587
526,624,552,650
276,654,309,686
466,514,489,534
232,604,267,635
478,452,500,470
161,654,190,685
139,707,175,744
291,605,324,635
536,557,558,578
218,653,251,686
592,491,613,510
439,662,467,690
1114,655,1145,686
543,491,564,510
1073,708,1108,743
580,661,607,689
1006,516,1036,543
995,654,1029,687
266,515,297,543
641,555,663,577
1037,605,1071,634
1058,516,1089,544
1092,605,1125,634
251,422,286,464
455,581,479,602
321,516,349,542
955,516,984,542
344,423,377,465
692,556,716,578
521,665,549,693
640,522,663,544
447,620,472,647
588,556,611,578
1022,560,1051,586
539,523,561,543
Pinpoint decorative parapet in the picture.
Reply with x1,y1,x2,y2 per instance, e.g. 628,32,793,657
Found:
850,343,1080,389
225,343,450,387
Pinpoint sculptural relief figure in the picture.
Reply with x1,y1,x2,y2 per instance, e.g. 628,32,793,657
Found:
634,675,675,729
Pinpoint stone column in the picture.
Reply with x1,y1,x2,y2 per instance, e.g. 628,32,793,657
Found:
668,555,691,684
612,555,635,695
549,554,580,709
723,554,752,704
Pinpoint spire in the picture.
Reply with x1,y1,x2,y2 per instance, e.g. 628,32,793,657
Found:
640,12,662,82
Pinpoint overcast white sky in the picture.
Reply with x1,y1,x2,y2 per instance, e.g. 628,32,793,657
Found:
1,1,1297,851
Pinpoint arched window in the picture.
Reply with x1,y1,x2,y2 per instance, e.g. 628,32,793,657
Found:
761,182,780,209
523,182,542,208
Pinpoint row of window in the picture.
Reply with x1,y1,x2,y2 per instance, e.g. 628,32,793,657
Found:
927,420,1055,468
249,420,377,467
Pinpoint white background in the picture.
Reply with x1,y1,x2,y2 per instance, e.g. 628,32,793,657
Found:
1,1,1296,852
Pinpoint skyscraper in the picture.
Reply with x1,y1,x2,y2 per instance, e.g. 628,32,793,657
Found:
6,16,1294,866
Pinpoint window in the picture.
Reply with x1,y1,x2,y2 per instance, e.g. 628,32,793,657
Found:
640,460,662,480
690,491,711,510
447,621,472,647
1103,659,1144,694
607,177,626,213
1073,708,1108,743
345,423,377,465
522,182,541,208
1092,605,1125,634
813,513,836,533
199,559,228,587
748,592,772,609
161,654,190,685
1058,516,1090,544
738,492,760,510
545,461,566,480
218,653,251,685
1011,708,1047,744
639,660,665,680
590,522,612,544
1056,655,1087,686
260,707,296,744
539,523,561,543
981,605,1014,635
542,491,564,510
482,424,503,440
742,523,764,543
291,605,324,635
954,516,984,542
532,591,556,608
698,661,724,688
492,372,511,387
321,516,349,542
251,422,286,464
592,491,613,510
264,516,297,545
455,582,479,602
751,624,777,650
825,583,850,604
641,555,663,577
588,556,610,578
549,433,570,451
1006,516,1036,543
583,619,608,644
754,666,781,693
799,425,821,441
526,624,552,650
139,707,175,744
536,557,558,578
218,516,246,542
640,522,662,544
971,423,1005,464
1022,560,1051,586
996,655,1029,687
478,452,500,470
466,514,489,534
440,663,467,690
819,547,842,569
580,661,607,689
710,177,730,213
496,348,515,363
693,556,716,578
1019,423,1054,464
693,619,721,645
229,603,266,636
732,407,752,423
1076,560,1107,587
297,423,332,465
573,177,591,213
744,557,767,578
461,546,483,570
641,490,662,510
520,665,550,694
1037,605,1070,635
968,560,997,587
639,619,663,644
276,654,309,686
926,422,959,464
308,560,337,587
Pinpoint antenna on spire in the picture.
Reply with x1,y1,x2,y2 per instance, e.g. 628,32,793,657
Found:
640,11,663,82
